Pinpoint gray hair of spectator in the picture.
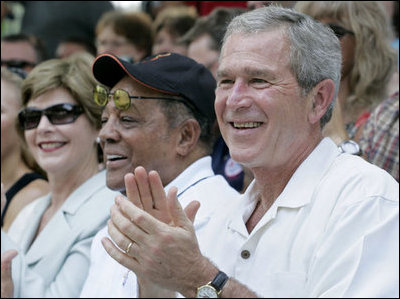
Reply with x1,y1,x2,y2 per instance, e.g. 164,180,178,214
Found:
222,6,342,128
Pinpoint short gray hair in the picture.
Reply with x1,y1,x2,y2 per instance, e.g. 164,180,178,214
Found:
158,100,215,154
222,6,342,128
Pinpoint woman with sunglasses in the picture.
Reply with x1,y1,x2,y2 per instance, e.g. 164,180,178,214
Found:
295,2,397,146
1,52,117,297
1,67,49,234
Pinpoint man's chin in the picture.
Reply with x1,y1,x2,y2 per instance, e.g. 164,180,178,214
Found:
106,180,126,194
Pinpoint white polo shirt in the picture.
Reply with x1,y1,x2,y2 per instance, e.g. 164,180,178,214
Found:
197,138,399,298
80,156,240,298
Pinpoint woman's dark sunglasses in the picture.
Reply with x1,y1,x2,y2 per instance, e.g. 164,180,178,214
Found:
93,85,185,111
327,23,354,39
18,103,84,130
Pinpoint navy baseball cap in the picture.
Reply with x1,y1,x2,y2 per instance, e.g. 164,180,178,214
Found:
92,52,216,121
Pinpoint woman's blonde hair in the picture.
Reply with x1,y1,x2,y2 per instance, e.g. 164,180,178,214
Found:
21,52,102,129
295,1,396,116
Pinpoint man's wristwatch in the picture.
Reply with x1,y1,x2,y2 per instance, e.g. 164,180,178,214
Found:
338,140,362,156
196,271,229,298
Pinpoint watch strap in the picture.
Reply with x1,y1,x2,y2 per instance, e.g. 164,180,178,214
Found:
210,271,229,293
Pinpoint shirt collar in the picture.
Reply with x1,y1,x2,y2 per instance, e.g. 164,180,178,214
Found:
164,156,214,197
230,138,340,236
274,137,339,209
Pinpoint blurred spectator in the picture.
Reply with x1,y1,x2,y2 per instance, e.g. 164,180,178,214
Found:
181,7,252,193
185,1,248,16
1,1,24,36
382,1,399,51
181,7,246,77
142,1,188,20
247,1,297,10
1,1,10,21
95,10,153,63
295,2,397,143
1,67,49,232
359,91,399,182
1,33,46,73
143,1,248,19
383,1,399,94
0,53,117,297
152,5,197,55
19,1,114,58
56,36,97,59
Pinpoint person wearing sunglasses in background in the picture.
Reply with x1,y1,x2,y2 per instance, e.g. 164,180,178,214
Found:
1,33,47,75
79,52,240,297
1,67,49,237
0,52,118,298
295,1,399,181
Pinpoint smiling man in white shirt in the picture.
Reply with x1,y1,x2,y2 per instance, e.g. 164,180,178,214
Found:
102,6,399,298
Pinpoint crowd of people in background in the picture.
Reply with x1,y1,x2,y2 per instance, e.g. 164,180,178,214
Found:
1,1,399,298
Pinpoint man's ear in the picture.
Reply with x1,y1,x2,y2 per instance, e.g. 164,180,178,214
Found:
308,78,335,125
176,119,201,157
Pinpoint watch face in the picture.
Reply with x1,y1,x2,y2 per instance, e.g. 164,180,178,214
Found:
339,140,361,155
196,285,219,298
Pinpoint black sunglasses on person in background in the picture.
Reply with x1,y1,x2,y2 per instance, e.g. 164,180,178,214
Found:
18,103,84,130
93,85,190,111
1,59,36,69
327,23,354,39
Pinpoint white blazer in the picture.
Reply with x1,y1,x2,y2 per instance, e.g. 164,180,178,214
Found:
2,170,117,298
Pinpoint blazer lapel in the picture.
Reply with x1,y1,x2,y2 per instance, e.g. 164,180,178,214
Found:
23,171,107,266
24,212,73,267
18,195,51,255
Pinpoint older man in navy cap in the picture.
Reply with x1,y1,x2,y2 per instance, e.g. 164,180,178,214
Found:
80,52,240,297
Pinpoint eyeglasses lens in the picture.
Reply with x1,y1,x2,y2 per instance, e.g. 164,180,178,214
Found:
94,85,108,106
19,104,83,130
114,89,130,110
93,86,131,110
21,111,42,130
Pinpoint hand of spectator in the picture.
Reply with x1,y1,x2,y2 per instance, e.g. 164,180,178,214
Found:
123,166,200,224
102,167,206,295
123,167,170,224
1,249,18,298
